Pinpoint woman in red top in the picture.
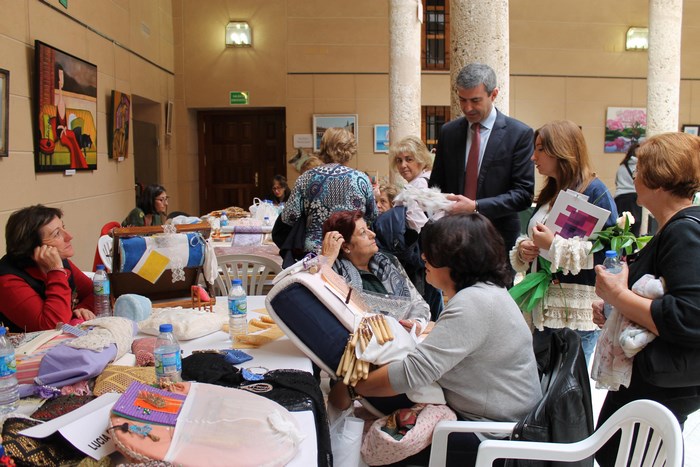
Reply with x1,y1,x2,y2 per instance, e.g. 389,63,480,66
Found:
0,205,95,331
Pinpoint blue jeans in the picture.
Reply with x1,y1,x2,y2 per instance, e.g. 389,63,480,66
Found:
533,327,600,367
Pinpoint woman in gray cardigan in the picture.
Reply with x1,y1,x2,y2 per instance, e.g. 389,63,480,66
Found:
330,213,541,466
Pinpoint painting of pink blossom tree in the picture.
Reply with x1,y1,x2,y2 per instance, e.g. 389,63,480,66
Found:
605,107,647,153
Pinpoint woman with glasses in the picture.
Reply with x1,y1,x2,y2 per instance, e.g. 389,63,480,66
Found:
123,184,169,227
0,205,95,331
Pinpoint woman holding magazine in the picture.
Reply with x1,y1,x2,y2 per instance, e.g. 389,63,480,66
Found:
592,132,700,466
510,120,617,363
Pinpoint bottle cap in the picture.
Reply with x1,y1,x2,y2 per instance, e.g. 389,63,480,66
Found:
159,323,173,333
0,327,5,336
96,264,105,270
605,250,617,258
232,279,242,285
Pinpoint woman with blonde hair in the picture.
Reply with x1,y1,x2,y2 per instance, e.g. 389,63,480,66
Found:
593,132,700,466
511,120,617,363
389,135,433,188
276,128,377,256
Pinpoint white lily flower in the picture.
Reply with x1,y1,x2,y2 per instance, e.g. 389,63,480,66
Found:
616,211,635,229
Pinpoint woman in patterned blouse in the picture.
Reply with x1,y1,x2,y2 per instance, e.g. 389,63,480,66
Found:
278,127,377,254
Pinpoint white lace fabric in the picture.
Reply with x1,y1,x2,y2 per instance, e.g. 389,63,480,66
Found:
66,316,135,360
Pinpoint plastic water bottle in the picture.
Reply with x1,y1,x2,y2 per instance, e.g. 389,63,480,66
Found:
220,212,229,227
602,250,623,318
154,324,182,384
228,279,248,341
0,327,19,414
93,265,111,317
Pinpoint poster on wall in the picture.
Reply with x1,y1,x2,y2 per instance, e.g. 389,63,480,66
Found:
604,107,646,153
34,40,97,172
312,114,358,152
109,90,131,160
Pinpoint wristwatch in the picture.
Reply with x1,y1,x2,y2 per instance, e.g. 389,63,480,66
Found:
347,385,362,401
474,200,479,213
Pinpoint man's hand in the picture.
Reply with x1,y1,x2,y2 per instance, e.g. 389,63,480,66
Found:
446,194,476,213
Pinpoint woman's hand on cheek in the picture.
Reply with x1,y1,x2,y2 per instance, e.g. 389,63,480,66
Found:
33,245,64,273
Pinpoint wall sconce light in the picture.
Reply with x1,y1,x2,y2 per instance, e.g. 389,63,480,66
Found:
626,27,649,51
226,21,252,47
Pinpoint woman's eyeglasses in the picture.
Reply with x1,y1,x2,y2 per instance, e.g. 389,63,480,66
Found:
43,225,68,243
155,196,169,202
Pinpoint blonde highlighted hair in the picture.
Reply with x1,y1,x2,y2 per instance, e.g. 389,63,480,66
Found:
319,128,357,164
388,136,433,174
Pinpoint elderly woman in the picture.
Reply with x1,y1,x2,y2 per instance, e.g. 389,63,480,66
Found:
0,205,95,332
123,184,168,227
389,135,433,188
511,120,617,364
329,213,541,466
277,128,377,255
321,210,430,333
375,183,399,214
593,132,700,466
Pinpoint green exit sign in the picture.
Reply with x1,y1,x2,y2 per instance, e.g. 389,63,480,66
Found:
229,91,249,105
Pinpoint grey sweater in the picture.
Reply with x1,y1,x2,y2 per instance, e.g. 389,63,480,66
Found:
387,283,542,422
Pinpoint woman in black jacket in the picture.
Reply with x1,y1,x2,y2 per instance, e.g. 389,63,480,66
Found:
593,132,700,465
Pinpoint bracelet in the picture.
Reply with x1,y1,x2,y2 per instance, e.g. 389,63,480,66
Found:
474,201,479,213
347,385,362,401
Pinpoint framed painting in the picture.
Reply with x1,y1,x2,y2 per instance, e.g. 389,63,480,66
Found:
604,107,646,153
109,90,131,159
682,124,699,136
34,41,97,172
0,68,8,157
312,114,358,152
374,124,390,153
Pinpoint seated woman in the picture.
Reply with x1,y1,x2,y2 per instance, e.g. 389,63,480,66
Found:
375,183,399,214
0,205,95,332
321,210,430,333
123,184,168,227
268,175,290,206
329,213,542,466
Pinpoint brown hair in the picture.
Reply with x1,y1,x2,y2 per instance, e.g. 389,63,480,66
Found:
388,136,433,174
378,183,399,205
319,128,357,165
636,132,700,199
534,120,594,207
5,205,63,267
300,156,323,173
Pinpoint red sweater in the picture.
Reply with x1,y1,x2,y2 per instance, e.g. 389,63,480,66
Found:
0,260,94,332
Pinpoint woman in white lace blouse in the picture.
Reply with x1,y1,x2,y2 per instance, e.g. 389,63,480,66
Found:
510,120,617,363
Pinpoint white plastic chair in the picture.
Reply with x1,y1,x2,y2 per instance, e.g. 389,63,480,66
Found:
428,399,683,467
216,254,282,295
97,235,113,272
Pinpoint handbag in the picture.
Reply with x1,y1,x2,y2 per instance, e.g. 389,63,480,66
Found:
635,214,700,388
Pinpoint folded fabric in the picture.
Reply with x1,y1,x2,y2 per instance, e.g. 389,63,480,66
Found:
36,342,117,388
132,336,158,366
2,417,85,466
138,307,227,341
591,273,665,391
361,404,457,465
66,316,137,360
31,395,97,421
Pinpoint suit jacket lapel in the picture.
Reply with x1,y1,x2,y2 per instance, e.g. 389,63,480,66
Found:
477,110,507,194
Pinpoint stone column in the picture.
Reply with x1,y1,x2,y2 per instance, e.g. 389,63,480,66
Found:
641,0,683,233
389,0,422,145
450,0,510,117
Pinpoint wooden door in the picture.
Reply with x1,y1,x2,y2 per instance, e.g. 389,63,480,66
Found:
198,109,286,215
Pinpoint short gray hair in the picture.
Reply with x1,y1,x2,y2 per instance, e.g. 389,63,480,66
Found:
455,63,498,94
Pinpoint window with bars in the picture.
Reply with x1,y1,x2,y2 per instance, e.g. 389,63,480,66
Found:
422,106,451,152
422,0,449,70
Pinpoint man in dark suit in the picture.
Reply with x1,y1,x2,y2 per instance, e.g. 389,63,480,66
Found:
429,63,535,255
